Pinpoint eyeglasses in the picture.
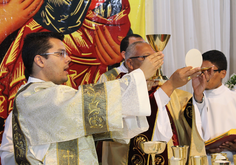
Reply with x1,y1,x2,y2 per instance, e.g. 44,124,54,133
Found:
40,51,68,58
129,55,150,61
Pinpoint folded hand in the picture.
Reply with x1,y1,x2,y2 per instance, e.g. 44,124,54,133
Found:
0,0,44,43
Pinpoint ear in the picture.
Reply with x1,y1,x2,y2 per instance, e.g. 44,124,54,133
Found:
121,51,126,59
221,70,227,78
34,55,45,68
126,59,134,71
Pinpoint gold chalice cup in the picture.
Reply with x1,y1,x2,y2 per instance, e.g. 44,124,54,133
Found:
140,141,167,165
190,155,208,165
146,34,171,81
171,145,189,164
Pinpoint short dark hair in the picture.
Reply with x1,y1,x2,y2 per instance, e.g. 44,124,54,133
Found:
120,34,143,52
202,50,227,71
22,32,64,79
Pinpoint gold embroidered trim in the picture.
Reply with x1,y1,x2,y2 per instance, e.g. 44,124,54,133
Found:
82,83,108,135
130,134,148,165
104,68,119,81
12,83,33,165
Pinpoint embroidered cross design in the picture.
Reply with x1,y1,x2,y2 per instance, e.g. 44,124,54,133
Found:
63,150,74,165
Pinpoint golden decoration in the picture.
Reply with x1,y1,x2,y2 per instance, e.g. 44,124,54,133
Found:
82,83,107,135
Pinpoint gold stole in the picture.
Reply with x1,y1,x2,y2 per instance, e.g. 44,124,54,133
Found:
102,68,119,81
13,83,32,164
164,89,193,162
168,89,206,164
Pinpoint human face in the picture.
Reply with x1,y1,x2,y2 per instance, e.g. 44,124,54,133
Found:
202,60,226,90
127,43,155,71
42,38,71,84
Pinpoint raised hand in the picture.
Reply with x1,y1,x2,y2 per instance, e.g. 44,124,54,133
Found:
139,52,164,80
0,0,44,44
161,66,201,97
170,66,201,88
192,67,214,102
94,25,123,65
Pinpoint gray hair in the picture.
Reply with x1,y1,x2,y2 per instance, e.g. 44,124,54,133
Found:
125,41,148,62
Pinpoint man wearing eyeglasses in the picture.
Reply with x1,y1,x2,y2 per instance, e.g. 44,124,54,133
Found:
101,41,206,165
0,32,165,165
192,50,236,164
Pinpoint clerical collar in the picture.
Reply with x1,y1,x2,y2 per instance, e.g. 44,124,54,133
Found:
204,84,225,97
118,61,128,73
27,76,45,84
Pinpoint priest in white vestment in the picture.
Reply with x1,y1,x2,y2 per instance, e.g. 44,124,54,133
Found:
192,50,236,164
0,31,165,165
